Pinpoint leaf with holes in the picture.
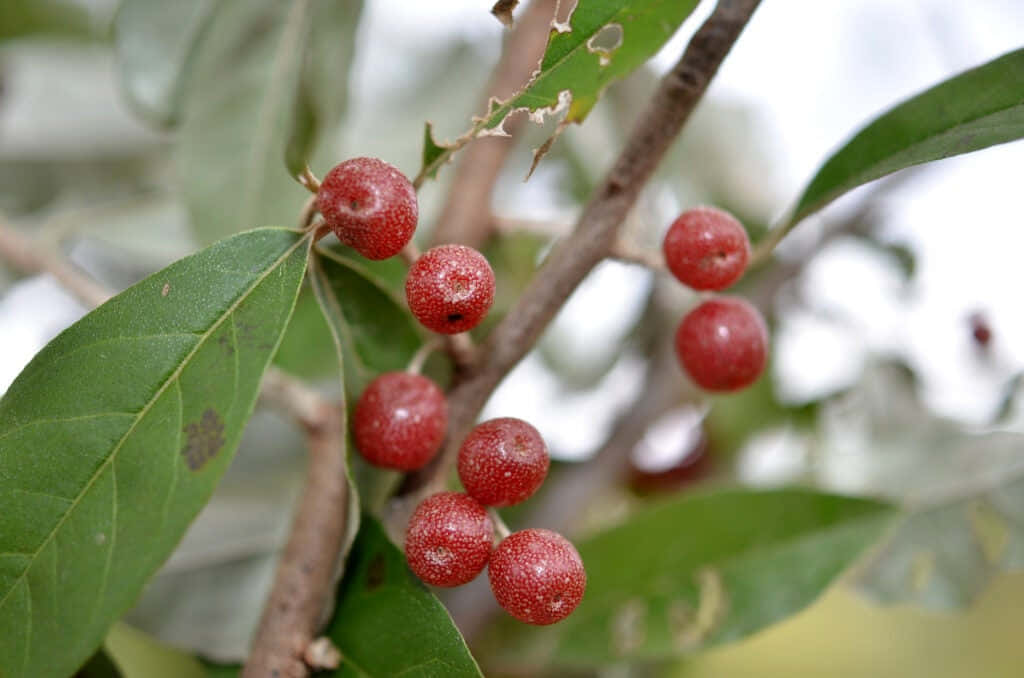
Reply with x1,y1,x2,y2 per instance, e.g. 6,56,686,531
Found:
784,47,1024,232
481,489,894,669
0,228,310,678
323,516,483,677
418,0,701,183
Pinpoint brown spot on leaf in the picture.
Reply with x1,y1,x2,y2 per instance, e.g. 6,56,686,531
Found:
181,408,226,471
161,283,170,297
491,0,518,26
367,551,387,590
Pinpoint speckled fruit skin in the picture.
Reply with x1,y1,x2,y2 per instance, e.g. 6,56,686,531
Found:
405,492,494,587
405,244,495,334
458,417,549,507
488,528,586,625
316,157,417,260
675,296,767,392
352,372,447,470
663,206,750,290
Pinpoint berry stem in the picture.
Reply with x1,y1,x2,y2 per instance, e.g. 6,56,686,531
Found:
610,238,669,274
297,165,322,194
406,338,443,375
489,508,512,541
399,240,422,266
297,194,320,231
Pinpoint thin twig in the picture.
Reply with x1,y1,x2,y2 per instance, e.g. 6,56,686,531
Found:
406,338,443,375
610,238,668,273
0,216,111,308
242,403,349,678
298,165,322,194
397,0,763,507
429,0,559,248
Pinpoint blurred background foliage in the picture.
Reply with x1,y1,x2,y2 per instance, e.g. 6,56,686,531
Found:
2,0,1024,676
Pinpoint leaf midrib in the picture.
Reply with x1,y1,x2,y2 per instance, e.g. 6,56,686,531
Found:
0,231,310,612
576,506,890,615
793,73,1024,225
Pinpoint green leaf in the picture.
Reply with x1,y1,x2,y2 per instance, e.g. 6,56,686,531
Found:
0,228,311,678
77,649,123,678
484,489,893,669
855,477,1024,610
323,516,483,678
284,0,364,179
104,623,209,678
0,0,97,42
273,284,341,381
419,122,452,183
114,0,218,126
418,0,700,182
176,0,361,244
310,247,421,398
817,364,1024,609
785,47,1024,231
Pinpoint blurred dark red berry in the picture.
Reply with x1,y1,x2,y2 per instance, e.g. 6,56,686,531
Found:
405,244,495,334
458,417,549,507
353,372,447,470
968,311,992,348
405,492,493,587
488,528,586,625
675,296,767,392
663,206,750,290
317,157,417,260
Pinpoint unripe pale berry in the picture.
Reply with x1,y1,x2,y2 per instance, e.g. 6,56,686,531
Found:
405,244,495,334
458,417,549,507
663,206,750,290
488,528,586,625
405,492,494,587
317,157,417,260
675,296,767,392
352,372,447,470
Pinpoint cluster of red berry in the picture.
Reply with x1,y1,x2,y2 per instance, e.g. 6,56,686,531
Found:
663,206,768,392
316,157,587,626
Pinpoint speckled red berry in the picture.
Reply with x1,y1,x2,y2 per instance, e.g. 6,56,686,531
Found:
675,296,767,392
405,244,495,334
352,372,447,470
405,492,494,587
316,157,417,260
458,418,549,507
663,206,750,290
488,528,586,625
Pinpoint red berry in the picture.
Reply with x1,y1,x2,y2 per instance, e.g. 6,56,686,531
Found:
663,206,750,290
488,528,586,625
675,296,768,392
458,417,549,507
353,372,447,470
405,492,494,587
317,157,417,260
405,244,495,334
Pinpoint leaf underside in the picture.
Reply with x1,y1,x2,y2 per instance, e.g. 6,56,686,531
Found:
483,488,894,669
0,228,310,678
